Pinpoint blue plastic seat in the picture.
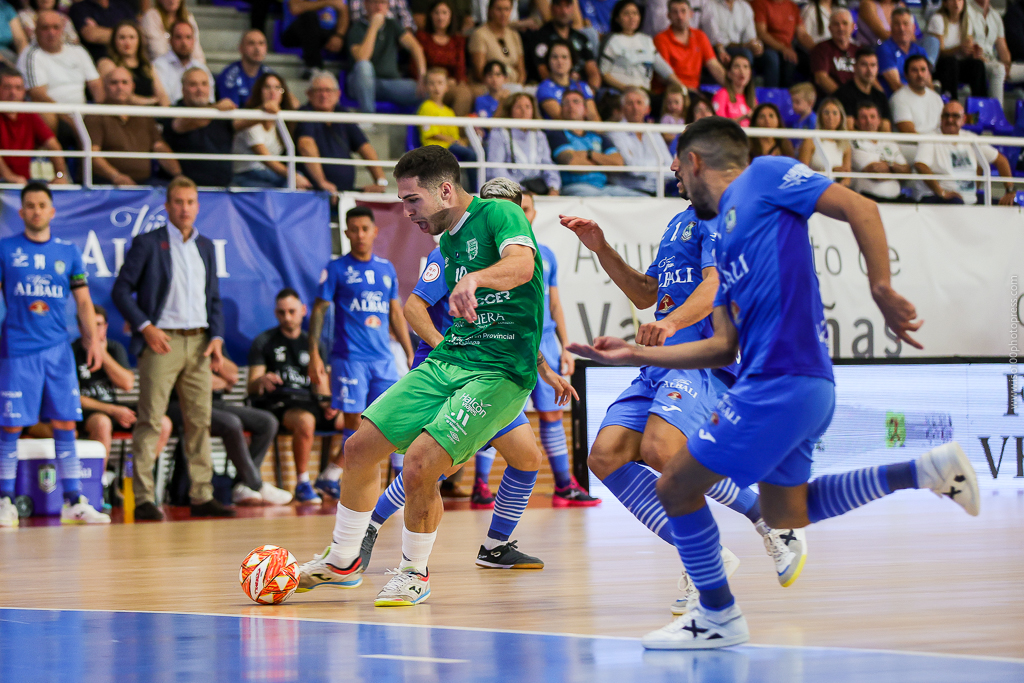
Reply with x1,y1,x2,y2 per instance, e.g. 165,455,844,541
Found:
1015,100,1024,134
755,87,797,126
406,126,421,152
699,84,721,96
271,19,302,57
1015,190,1024,206
964,97,1014,136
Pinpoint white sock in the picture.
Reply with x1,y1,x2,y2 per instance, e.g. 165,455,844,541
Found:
399,526,436,575
482,536,502,550
754,520,770,537
322,463,342,482
327,503,372,567
369,518,383,531
297,471,310,484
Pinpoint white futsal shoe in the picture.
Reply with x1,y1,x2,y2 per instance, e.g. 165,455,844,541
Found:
232,483,262,505
763,528,807,587
296,546,364,592
259,482,294,505
916,442,980,516
0,497,18,527
375,568,430,607
61,496,111,525
644,603,750,650
672,546,740,615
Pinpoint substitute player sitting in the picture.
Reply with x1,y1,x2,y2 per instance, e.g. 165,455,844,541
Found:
0,182,109,526
571,117,976,649
298,146,573,606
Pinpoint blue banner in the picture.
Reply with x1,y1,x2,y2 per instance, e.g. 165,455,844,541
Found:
0,188,332,362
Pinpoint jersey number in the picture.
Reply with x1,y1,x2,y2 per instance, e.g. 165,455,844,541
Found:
365,270,375,284
454,266,468,282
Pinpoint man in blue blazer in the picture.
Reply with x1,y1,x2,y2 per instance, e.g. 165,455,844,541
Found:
112,177,233,520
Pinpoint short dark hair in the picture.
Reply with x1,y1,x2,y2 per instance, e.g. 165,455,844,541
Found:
675,116,749,171
275,287,301,302
345,205,375,224
854,47,877,63
667,0,690,8
904,53,930,76
93,303,108,322
0,67,23,83
545,38,577,69
610,0,643,34
855,100,879,116
482,60,507,77
21,181,52,203
394,145,462,190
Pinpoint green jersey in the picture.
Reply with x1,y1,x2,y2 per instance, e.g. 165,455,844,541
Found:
431,197,544,390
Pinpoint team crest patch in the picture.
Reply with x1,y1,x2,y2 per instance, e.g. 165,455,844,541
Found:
681,221,695,241
54,260,65,275
666,391,682,400
724,208,737,233
467,238,478,261
28,300,49,315
657,294,675,315
730,301,742,324
365,315,382,328
38,464,57,494
422,262,441,282
710,412,720,425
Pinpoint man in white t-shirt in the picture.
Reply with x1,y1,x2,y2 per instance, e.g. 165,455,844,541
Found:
890,53,943,167
913,100,1014,205
703,0,763,66
153,20,214,104
17,10,103,134
966,0,1024,103
851,101,910,202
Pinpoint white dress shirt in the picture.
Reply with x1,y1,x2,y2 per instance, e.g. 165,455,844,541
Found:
154,223,209,330
153,51,214,104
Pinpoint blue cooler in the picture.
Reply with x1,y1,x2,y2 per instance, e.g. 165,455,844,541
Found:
15,439,105,516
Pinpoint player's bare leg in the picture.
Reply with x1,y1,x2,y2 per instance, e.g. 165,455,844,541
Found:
282,409,317,502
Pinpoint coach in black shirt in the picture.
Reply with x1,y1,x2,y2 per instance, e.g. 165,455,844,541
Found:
164,67,237,187
524,0,600,89
835,49,893,132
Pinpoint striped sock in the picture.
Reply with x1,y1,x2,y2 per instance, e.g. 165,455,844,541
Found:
390,452,404,477
540,419,572,489
371,472,405,526
602,462,672,544
53,428,81,503
474,447,496,482
706,478,762,524
668,505,734,611
806,462,917,523
0,430,19,500
487,465,537,542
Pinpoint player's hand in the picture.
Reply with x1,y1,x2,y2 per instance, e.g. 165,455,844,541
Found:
109,405,137,429
566,337,639,366
142,326,171,354
255,372,283,394
871,284,924,350
323,404,339,420
559,215,608,253
539,362,579,406
204,337,224,374
560,348,575,376
86,334,104,372
448,272,480,322
635,319,677,347
309,353,329,392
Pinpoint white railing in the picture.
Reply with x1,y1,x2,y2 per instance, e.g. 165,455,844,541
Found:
1,101,1022,205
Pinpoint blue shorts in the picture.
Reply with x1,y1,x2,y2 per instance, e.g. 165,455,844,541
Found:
687,375,836,488
0,344,82,427
599,368,723,440
331,357,400,413
530,334,563,413
491,410,530,443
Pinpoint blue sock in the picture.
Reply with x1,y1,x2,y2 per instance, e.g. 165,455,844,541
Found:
487,465,537,541
371,472,405,526
53,428,81,503
602,462,673,544
540,419,572,489
390,452,404,477
668,505,734,611
0,430,20,500
474,446,496,482
706,479,763,524
806,462,917,523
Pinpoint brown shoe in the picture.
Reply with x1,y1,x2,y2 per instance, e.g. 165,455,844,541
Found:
134,501,164,521
190,498,236,518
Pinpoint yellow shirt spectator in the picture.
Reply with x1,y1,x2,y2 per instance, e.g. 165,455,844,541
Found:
417,99,461,148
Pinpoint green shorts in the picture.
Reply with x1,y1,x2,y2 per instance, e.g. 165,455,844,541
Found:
362,357,531,465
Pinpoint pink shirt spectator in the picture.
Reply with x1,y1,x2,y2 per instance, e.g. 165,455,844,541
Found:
711,88,752,126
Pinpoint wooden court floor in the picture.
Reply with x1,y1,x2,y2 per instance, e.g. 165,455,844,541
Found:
0,489,1021,660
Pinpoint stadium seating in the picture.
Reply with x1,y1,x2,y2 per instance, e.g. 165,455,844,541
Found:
964,97,1014,136
756,87,797,127
406,126,421,152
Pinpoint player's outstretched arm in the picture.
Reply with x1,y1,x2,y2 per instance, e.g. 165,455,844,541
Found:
568,306,739,369
538,353,579,406
449,245,534,323
307,298,331,388
636,267,719,346
559,214,658,309
405,293,445,349
814,184,924,349
72,286,103,372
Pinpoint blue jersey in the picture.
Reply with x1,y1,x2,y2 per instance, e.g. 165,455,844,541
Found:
535,79,594,118
318,253,399,362
0,233,86,358
410,247,452,362
710,156,834,382
474,93,500,118
539,243,558,336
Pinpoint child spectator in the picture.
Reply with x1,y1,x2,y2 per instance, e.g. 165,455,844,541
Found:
711,53,755,125
789,81,817,129
474,59,509,117
686,92,713,121
660,82,687,144
418,67,478,187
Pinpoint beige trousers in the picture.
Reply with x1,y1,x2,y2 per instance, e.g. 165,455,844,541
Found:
132,330,213,505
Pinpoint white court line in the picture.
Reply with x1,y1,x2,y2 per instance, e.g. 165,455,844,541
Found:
360,654,469,664
1,606,1022,666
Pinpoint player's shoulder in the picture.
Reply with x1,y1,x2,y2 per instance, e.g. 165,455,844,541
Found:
745,156,818,191
371,254,395,269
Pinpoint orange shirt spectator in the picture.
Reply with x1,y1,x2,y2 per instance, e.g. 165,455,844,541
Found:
654,26,717,89
753,0,802,47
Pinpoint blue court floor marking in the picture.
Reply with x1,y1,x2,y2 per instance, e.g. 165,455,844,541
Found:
1,608,1021,683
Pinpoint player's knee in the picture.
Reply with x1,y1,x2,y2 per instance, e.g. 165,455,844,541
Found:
655,471,706,517
296,412,316,435
638,439,674,474
588,446,625,480
89,414,113,439
401,457,436,492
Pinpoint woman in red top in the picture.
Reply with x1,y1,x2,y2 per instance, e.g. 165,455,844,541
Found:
416,0,473,115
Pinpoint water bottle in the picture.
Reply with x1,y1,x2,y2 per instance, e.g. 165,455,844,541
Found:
123,453,135,524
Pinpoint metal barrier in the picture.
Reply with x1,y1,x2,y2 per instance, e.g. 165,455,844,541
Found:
1,101,1022,205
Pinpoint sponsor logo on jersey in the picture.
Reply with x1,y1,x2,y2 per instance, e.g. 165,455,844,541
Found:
0,391,21,398
11,248,28,267
344,266,363,284
681,221,695,241
2,400,20,418
697,429,716,443
299,351,310,365
467,238,479,261
659,268,693,288
719,254,750,294
28,300,50,314
778,163,815,190
422,262,441,283
657,294,676,315
461,394,491,417
365,315,382,328
730,301,742,325
274,346,287,362
710,412,719,425
660,405,682,413
78,364,92,380
54,260,66,275
666,391,682,400
350,290,388,314
15,274,63,298
475,291,511,307
724,208,737,233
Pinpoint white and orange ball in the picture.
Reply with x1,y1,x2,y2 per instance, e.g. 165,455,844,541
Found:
239,545,300,604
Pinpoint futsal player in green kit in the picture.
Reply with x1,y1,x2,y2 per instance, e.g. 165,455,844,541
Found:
298,146,572,606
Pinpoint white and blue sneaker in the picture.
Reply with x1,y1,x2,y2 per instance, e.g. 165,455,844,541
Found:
764,528,807,587
61,495,110,525
313,476,340,500
296,546,364,592
643,603,749,650
375,568,430,607
294,481,322,505
0,497,19,528
672,546,740,616
916,441,980,516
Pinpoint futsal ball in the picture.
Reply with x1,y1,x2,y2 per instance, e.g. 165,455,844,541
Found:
239,545,300,604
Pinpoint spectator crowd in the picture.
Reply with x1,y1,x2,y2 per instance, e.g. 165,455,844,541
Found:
0,0,1021,201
